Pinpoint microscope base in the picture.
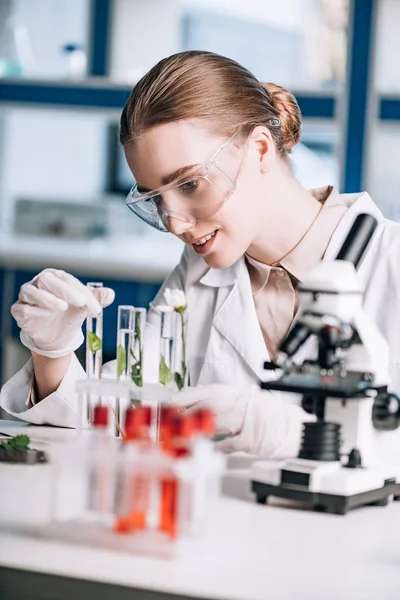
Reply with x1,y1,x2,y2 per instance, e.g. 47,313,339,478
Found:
251,460,400,515
251,479,400,514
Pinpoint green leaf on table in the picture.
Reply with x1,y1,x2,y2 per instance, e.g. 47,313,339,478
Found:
159,355,173,386
131,363,143,387
117,344,127,379
87,331,102,354
1,434,30,452
174,372,184,391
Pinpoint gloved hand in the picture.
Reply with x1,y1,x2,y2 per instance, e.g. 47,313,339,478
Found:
11,269,115,358
170,384,316,459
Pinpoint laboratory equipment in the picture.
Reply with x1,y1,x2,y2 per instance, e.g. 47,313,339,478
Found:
131,308,146,387
125,130,248,232
114,406,153,533
49,398,225,558
158,305,188,390
86,404,115,521
116,305,134,436
86,282,103,378
115,306,146,436
116,306,146,384
157,305,188,439
158,306,175,387
78,297,186,441
251,214,400,514
84,282,104,427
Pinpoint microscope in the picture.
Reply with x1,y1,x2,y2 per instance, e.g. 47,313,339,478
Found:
251,214,400,514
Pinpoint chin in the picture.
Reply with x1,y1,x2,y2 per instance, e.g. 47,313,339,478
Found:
203,250,241,270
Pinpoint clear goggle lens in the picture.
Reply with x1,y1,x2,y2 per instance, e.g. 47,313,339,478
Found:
125,131,247,232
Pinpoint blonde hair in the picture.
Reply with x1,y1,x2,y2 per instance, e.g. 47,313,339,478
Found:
120,51,302,157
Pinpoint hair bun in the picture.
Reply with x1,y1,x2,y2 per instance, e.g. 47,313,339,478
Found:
261,82,301,151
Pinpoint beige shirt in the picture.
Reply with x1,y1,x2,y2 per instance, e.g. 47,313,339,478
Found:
246,186,348,360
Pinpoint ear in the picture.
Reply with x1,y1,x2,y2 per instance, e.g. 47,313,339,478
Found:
250,125,276,174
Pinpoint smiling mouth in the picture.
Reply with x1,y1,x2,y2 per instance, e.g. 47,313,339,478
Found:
192,231,217,246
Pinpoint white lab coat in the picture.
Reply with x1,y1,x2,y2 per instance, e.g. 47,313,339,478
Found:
2,191,400,443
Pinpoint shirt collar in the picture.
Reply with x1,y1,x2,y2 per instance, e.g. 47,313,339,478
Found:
245,255,273,294
278,186,347,282
245,186,348,286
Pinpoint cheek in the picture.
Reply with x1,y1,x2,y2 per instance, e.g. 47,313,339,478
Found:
204,220,253,269
218,186,258,240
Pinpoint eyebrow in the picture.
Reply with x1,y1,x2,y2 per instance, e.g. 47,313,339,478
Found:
136,164,200,194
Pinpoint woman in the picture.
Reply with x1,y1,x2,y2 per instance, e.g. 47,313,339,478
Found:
2,51,400,458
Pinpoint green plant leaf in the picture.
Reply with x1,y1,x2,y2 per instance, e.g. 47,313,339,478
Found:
117,344,127,379
131,363,143,387
174,371,184,391
1,434,30,452
87,331,102,354
159,355,173,386
12,435,30,450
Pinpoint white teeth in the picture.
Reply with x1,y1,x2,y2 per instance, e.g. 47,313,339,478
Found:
194,232,215,246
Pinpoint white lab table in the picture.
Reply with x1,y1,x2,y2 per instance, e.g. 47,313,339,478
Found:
0,419,399,600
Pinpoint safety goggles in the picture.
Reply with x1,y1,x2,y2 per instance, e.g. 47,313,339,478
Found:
125,130,248,233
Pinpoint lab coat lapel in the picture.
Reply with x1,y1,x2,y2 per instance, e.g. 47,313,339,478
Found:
201,259,271,381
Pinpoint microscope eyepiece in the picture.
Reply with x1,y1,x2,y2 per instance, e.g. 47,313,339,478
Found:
335,213,378,269
278,322,312,358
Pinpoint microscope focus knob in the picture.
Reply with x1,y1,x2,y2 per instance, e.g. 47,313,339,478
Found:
372,392,400,431
346,448,363,468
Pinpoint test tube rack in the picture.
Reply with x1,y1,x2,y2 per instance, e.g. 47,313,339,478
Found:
45,401,226,559
76,378,171,440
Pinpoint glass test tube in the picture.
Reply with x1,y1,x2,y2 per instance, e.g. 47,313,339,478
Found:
159,307,188,389
116,305,134,380
116,306,146,436
116,305,134,437
172,308,188,390
85,282,103,424
116,307,146,382
130,307,146,389
159,306,175,384
157,306,175,441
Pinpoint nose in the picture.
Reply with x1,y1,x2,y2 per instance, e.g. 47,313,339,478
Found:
167,215,195,236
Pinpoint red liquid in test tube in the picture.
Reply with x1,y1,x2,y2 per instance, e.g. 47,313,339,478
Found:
88,404,110,514
159,412,196,539
114,406,152,534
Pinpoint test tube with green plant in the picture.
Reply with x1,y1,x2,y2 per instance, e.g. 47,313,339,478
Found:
116,306,134,381
158,306,175,388
116,306,146,384
160,289,188,390
115,306,146,435
130,308,146,388
85,282,103,423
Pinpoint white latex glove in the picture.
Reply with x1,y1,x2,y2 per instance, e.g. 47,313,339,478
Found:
170,384,316,459
11,269,115,358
